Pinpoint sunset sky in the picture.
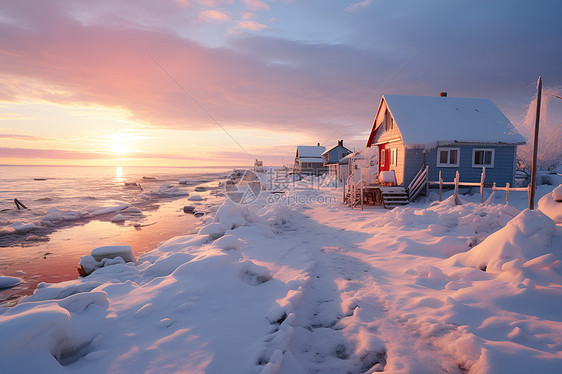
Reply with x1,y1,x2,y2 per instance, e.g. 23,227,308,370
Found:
1,0,561,167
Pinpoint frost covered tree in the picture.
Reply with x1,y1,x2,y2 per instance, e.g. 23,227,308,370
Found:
516,86,562,171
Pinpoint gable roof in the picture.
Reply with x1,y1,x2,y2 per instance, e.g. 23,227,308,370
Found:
296,145,325,158
367,95,526,147
321,143,351,156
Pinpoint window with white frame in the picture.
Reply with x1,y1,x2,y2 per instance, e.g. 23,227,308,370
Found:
472,148,494,168
437,147,460,167
390,148,398,167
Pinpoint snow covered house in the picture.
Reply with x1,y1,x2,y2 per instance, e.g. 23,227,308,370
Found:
366,94,526,189
294,145,326,174
322,140,352,179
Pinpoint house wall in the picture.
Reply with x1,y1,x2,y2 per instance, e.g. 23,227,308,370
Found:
424,144,517,187
371,100,402,144
403,148,426,187
324,146,351,164
368,100,406,185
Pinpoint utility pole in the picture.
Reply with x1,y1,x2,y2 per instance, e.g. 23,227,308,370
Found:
529,76,542,210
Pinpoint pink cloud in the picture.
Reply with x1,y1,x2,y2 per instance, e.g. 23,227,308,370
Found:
236,20,268,31
0,1,383,139
199,9,230,22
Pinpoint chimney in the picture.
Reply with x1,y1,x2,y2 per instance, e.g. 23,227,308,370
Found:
440,92,448,97
338,140,343,146
317,143,320,146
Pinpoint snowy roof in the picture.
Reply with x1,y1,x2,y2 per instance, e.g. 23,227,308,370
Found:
298,157,325,163
377,95,526,147
297,145,325,158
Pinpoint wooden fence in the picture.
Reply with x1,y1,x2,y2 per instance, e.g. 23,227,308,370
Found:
429,167,530,205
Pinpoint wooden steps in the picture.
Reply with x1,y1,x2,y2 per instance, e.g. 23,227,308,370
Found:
380,187,409,209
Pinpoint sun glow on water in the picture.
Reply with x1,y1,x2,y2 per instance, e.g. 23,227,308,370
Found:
116,166,124,177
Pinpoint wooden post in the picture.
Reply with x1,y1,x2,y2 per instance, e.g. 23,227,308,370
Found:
529,76,542,210
438,170,443,202
342,176,346,204
480,167,485,204
360,172,364,211
454,170,460,205
505,182,510,204
424,165,429,196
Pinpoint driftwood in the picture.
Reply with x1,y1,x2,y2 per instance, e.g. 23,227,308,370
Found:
14,198,27,210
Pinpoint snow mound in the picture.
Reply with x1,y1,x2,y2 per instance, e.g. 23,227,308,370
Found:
538,184,562,223
553,184,562,201
188,194,204,201
0,276,21,289
449,209,561,274
198,222,228,239
212,235,246,251
215,203,247,229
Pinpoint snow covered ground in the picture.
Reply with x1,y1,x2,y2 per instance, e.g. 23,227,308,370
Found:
0,172,561,373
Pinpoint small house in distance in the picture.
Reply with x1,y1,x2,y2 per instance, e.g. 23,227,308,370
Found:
366,94,526,188
254,159,264,172
322,140,352,179
294,144,326,174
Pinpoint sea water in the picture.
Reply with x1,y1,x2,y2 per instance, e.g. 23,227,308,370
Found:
0,165,228,304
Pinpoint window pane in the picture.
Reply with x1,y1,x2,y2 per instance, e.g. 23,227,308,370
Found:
483,151,491,165
440,150,448,164
449,149,458,165
474,150,483,165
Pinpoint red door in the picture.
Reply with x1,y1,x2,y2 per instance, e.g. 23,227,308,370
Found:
379,143,390,173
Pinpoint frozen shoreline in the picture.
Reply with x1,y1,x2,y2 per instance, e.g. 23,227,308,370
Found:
0,175,223,303
0,174,561,373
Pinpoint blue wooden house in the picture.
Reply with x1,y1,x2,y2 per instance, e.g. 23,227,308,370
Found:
366,94,526,189
322,140,351,179
322,140,351,165
294,145,326,174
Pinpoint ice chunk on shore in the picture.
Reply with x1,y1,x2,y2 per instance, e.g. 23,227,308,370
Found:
9,222,40,234
0,276,21,289
111,214,126,222
91,245,135,263
188,194,204,201
178,179,189,184
42,207,86,224
157,184,189,196
86,203,129,217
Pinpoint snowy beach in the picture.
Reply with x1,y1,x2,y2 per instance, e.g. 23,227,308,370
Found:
0,166,227,303
1,171,561,373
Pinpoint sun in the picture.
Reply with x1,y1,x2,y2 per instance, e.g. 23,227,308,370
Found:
107,132,134,154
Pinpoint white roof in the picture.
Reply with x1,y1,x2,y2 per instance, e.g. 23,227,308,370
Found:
297,145,325,158
382,95,526,147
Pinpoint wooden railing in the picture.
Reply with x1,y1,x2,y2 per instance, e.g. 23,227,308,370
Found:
486,182,531,204
407,165,429,202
